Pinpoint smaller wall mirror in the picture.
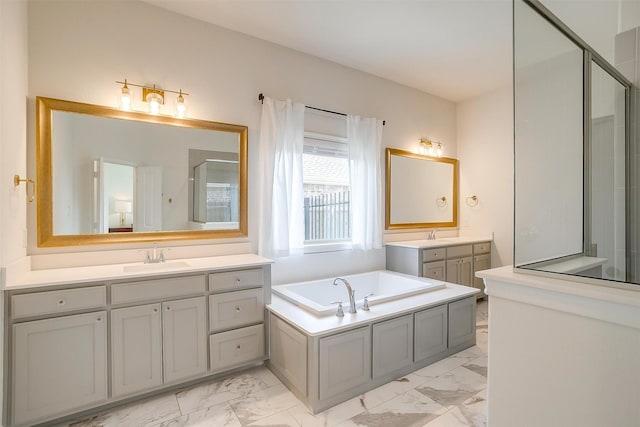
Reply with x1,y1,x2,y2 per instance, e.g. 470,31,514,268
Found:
36,97,248,247
385,148,458,229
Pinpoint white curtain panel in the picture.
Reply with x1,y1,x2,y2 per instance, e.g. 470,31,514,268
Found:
348,115,384,250
258,96,305,258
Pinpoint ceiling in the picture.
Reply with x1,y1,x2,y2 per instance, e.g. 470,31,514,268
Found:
142,0,628,103
143,0,513,103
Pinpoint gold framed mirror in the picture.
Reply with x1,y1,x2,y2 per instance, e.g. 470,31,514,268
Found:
385,148,458,230
36,96,248,247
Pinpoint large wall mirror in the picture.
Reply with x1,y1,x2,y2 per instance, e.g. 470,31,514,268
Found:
36,97,248,247
385,148,458,229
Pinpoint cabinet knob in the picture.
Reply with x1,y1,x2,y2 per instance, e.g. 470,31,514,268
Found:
153,308,158,313
236,307,241,312
166,306,171,311
58,299,66,305
235,278,241,285
96,317,102,322
236,344,241,350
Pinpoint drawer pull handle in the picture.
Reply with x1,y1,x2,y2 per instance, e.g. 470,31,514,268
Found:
58,299,66,305
236,307,241,312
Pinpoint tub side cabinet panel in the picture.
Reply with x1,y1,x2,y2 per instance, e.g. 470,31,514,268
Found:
319,326,371,400
449,297,477,349
372,314,413,379
414,304,448,362
268,314,308,395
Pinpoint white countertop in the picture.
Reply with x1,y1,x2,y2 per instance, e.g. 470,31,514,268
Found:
4,253,273,290
267,283,479,336
385,235,493,249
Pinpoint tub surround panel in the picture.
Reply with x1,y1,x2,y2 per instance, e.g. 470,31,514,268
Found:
268,289,478,413
478,267,640,427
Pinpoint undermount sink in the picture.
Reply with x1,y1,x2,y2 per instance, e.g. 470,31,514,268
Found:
123,261,191,273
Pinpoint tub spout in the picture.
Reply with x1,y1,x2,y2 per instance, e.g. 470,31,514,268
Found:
333,277,357,314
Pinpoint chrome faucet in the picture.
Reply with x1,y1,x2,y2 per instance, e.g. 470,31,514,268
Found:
145,243,165,264
333,277,357,314
427,229,438,240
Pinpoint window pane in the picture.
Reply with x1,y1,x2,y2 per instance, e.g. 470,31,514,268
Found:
303,136,351,242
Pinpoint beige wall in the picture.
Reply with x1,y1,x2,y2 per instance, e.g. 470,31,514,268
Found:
26,0,457,284
456,86,513,267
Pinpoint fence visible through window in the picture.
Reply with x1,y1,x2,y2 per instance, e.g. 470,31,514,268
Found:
304,191,351,241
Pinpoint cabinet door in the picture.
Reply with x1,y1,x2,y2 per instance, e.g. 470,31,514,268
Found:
447,258,474,287
372,315,413,379
446,259,460,283
319,327,371,400
448,297,476,349
163,297,207,383
111,304,163,398
459,257,474,286
473,254,491,293
414,305,447,362
12,312,107,426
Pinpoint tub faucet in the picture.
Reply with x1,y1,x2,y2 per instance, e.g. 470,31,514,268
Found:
145,243,165,264
333,277,357,314
427,229,438,240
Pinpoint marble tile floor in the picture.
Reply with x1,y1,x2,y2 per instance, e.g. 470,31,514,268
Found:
65,300,488,427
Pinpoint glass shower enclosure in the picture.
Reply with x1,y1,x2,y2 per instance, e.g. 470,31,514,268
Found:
514,0,634,284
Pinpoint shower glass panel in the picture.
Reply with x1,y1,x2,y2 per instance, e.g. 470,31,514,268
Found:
514,0,584,267
514,0,632,284
192,159,239,225
587,62,627,281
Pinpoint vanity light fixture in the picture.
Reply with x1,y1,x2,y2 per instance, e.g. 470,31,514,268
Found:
116,79,189,117
418,138,444,157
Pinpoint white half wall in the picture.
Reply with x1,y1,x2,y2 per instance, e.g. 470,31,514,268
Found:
456,85,514,267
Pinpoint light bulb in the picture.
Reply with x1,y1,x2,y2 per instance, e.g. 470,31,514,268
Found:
146,92,162,115
120,81,131,111
435,142,443,157
175,90,186,118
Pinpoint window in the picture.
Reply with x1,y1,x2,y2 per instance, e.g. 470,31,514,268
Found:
303,133,351,243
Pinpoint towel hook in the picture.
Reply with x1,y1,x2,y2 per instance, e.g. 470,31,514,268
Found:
14,174,36,203
466,195,479,207
435,196,447,208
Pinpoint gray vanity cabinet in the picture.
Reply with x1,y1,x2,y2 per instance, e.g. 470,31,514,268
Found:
414,304,448,362
12,311,108,426
111,303,163,397
372,314,413,379
319,326,371,400
387,240,491,298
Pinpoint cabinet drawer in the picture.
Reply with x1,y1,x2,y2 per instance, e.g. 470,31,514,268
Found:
422,261,445,280
422,248,446,262
209,288,264,332
112,275,205,305
11,286,106,319
473,242,491,254
209,268,263,292
446,245,472,258
209,324,265,371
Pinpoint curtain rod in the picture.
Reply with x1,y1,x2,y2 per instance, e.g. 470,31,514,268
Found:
258,93,385,126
